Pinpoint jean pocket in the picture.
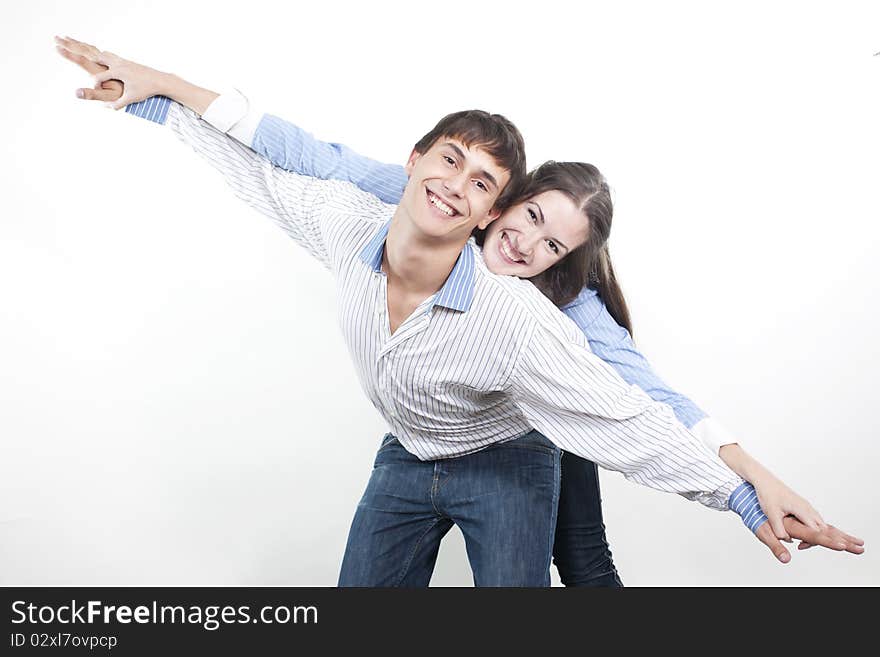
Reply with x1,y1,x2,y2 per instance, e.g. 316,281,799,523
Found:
497,431,558,457
377,433,399,452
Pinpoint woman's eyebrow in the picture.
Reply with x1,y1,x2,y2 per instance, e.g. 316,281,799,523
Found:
534,202,569,253
533,201,545,224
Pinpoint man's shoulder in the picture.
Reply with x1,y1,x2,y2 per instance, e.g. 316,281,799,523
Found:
472,256,584,338
309,178,396,246
314,177,397,217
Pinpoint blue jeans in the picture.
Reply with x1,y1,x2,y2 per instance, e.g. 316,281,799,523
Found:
552,452,623,587
338,431,561,587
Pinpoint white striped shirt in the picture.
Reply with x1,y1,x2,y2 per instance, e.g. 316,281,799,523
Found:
150,101,743,510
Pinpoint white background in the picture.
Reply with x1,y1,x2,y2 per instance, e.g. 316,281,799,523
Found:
1,0,877,586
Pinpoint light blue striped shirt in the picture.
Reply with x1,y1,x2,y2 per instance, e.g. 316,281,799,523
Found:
125,95,766,530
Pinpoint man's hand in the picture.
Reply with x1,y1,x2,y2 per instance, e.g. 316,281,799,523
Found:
785,516,864,554
54,36,168,110
55,36,123,103
754,515,864,563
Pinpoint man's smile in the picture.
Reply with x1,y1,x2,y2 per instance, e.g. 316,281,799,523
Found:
426,188,461,218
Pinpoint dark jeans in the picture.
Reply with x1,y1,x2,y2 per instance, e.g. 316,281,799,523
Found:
339,431,561,587
553,452,623,587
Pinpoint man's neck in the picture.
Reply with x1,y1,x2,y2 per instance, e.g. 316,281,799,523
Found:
382,210,470,298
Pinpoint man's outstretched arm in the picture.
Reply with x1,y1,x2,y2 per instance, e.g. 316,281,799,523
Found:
57,36,406,204
54,36,391,270
55,36,218,114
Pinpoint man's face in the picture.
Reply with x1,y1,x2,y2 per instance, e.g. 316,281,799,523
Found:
399,138,510,244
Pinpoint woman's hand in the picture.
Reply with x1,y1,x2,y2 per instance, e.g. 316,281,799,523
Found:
719,443,825,540
55,36,123,103
54,35,219,115
54,36,169,110
753,511,864,563
748,465,825,541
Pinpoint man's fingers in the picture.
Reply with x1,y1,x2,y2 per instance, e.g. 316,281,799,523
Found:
756,523,791,563
88,83,121,102
841,531,865,546
75,87,115,102
797,541,815,550
789,520,865,554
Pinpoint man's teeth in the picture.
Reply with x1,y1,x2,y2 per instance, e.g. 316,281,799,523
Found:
501,234,524,263
429,193,456,216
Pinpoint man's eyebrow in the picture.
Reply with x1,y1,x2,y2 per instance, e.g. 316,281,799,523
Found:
479,168,499,190
442,142,499,190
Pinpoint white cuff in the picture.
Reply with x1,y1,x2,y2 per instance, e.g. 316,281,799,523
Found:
201,89,263,147
692,416,739,455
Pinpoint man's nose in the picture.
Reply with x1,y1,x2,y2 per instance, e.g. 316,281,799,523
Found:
442,171,467,197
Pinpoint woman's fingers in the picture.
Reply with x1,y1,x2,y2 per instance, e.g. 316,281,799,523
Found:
93,69,116,85
790,501,825,531
766,508,792,542
95,50,121,67
55,45,108,75
54,36,106,64
755,523,791,563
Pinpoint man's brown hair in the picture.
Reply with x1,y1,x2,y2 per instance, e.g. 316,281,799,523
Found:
413,110,528,211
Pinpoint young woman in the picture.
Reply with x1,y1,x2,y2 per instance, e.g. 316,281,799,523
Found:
55,37,864,586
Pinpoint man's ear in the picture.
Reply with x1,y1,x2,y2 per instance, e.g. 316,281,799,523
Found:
404,148,423,176
476,207,502,231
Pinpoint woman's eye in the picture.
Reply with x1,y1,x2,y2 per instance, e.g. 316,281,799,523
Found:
443,156,456,166
527,208,537,223
475,181,487,191
547,240,559,254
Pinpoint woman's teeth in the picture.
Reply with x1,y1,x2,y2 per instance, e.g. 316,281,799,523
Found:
501,233,524,264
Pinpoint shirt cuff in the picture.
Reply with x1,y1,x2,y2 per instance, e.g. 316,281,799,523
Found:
692,416,739,455
728,482,769,533
201,89,263,147
125,96,172,125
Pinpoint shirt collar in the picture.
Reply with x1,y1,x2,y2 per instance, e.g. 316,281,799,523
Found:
359,220,476,313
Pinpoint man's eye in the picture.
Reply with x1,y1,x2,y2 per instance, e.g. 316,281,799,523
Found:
527,208,537,223
475,181,488,191
443,156,456,166
547,240,559,254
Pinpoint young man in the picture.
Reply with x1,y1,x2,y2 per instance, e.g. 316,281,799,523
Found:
55,38,861,586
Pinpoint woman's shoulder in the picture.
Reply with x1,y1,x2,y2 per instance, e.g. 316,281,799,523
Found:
560,286,607,328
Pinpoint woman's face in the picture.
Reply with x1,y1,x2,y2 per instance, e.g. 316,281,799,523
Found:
481,190,590,278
